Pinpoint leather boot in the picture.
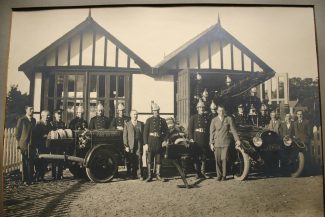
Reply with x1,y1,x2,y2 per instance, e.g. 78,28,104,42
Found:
201,161,210,179
156,164,165,182
194,163,201,179
145,163,152,182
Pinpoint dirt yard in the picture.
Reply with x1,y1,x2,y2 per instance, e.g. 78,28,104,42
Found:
4,169,324,217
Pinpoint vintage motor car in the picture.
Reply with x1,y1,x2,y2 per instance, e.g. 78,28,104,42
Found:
40,129,124,183
228,124,305,181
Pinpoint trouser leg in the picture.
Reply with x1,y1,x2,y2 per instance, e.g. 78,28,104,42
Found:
214,148,222,178
137,154,143,178
221,147,229,178
146,151,153,182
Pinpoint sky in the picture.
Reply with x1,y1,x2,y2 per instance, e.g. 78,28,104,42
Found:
7,6,318,94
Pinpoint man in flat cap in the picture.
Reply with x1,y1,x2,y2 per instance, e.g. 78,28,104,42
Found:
50,109,67,180
15,104,36,185
188,99,211,179
89,103,113,130
233,104,248,126
69,106,88,130
143,102,168,182
112,103,130,131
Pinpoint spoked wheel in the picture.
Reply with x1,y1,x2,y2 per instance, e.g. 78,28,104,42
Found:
86,149,118,183
232,146,250,181
282,151,304,178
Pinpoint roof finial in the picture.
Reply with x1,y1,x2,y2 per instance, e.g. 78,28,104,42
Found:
217,13,221,26
88,8,92,18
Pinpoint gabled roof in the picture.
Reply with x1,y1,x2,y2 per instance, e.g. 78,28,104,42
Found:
155,20,275,75
19,15,152,78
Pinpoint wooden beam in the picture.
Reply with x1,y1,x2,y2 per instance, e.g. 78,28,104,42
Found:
186,55,190,68
104,37,107,67
79,32,83,66
115,46,119,67
67,39,71,66
197,48,200,69
55,47,58,66
208,42,212,69
230,43,234,70
251,59,254,72
220,40,224,69
127,56,130,68
241,51,244,71
92,30,96,66
35,66,143,73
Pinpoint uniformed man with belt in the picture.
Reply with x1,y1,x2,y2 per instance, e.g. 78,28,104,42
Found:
188,100,211,179
233,104,247,125
49,109,67,180
112,103,130,131
143,103,168,182
88,103,112,130
69,106,88,130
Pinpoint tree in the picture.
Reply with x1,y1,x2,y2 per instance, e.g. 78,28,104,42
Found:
5,85,30,128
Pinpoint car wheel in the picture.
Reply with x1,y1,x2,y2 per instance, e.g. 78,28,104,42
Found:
69,164,87,179
86,148,118,183
286,151,305,178
233,146,250,181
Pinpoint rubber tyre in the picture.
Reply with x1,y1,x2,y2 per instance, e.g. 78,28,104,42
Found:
290,152,305,178
233,146,250,181
86,149,118,183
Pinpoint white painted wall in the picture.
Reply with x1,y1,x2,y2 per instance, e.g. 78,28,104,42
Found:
33,72,42,112
132,74,174,122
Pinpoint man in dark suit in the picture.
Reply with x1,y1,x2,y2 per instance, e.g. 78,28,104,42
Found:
89,103,112,130
143,103,168,182
293,110,312,167
33,110,51,182
69,106,88,130
210,105,240,181
112,103,130,131
280,113,295,138
267,111,281,134
123,110,144,180
15,105,36,185
188,99,211,179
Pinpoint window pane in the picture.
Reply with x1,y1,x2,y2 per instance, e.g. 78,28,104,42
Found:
110,75,116,98
99,75,106,97
56,75,64,97
48,74,55,97
76,75,84,98
90,75,97,98
67,101,75,123
118,76,125,97
68,75,75,98
271,77,277,99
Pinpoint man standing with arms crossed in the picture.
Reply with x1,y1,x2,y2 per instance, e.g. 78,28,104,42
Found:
210,105,241,181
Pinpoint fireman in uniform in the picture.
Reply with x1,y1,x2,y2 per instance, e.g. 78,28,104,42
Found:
210,101,218,119
69,106,88,130
247,104,259,126
50,109,67,180
188,100,211,179
112,103,130,131
143,103,168,182
89,103,112,130
233,104,248,125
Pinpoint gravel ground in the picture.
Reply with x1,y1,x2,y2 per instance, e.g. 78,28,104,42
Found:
4,169,324,217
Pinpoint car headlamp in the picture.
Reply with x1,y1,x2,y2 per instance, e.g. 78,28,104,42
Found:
283,136,293,147
253,136,263,147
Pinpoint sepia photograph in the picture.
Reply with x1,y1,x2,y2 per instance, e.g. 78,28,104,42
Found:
1,4,324,217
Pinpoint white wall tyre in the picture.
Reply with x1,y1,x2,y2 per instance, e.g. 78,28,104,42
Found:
233,145,250,181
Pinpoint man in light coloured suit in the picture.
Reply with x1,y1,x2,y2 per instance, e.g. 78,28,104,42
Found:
267,111,281,134
210,105,241,181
